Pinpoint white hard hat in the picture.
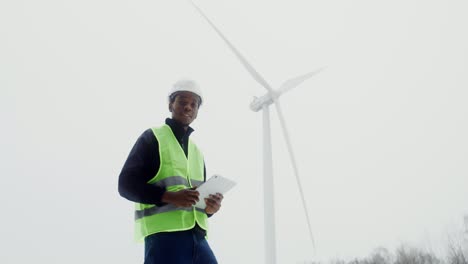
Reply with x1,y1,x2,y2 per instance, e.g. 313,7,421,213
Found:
169,79,203,105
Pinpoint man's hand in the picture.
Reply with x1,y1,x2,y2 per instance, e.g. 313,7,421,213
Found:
205,193,224,215
162,189,200,207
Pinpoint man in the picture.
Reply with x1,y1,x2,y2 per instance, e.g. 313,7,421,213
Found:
118,79,223,264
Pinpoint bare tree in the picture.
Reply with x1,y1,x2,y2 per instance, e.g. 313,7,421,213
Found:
447,237,467,264
301,225,468,264
366,247,393,264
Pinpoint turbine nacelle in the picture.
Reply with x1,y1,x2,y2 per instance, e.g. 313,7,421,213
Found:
250,66,325,112
250,92,278,112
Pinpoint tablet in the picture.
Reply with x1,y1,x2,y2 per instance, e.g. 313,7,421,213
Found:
194,175,236,209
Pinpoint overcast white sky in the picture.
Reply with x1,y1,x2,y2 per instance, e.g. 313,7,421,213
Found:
2,0,468,263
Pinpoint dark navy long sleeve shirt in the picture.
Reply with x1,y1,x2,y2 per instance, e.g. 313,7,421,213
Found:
118,118,206,206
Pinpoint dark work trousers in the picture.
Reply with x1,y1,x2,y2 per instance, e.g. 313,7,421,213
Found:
144,227,218,264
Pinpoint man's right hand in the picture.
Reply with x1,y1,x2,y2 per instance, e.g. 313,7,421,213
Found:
161,189,200,207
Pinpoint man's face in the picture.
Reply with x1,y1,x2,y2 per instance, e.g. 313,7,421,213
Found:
169,91,200,126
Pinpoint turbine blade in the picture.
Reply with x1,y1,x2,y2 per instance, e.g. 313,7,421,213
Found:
188,0,274,94
278,67,325,96
274,99,316,250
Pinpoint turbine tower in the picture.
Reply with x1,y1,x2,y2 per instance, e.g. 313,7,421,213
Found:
188,1,323,263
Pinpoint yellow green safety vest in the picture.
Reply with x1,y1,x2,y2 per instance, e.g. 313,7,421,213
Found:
134,125,208,241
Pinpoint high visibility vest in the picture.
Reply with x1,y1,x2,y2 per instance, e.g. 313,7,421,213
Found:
134,125,208,241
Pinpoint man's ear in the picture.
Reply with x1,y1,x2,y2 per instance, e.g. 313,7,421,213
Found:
168,103,173,112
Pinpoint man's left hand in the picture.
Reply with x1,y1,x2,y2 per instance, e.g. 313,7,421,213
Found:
205,193,224,215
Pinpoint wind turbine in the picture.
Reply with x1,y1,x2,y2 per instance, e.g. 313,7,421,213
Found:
188,1,323,263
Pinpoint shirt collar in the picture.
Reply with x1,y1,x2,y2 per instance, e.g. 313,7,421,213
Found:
165,118,194,141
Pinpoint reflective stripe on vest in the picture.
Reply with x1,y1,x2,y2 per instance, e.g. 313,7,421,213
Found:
133,125,208,241
135,205,207,220
151,176,204,189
